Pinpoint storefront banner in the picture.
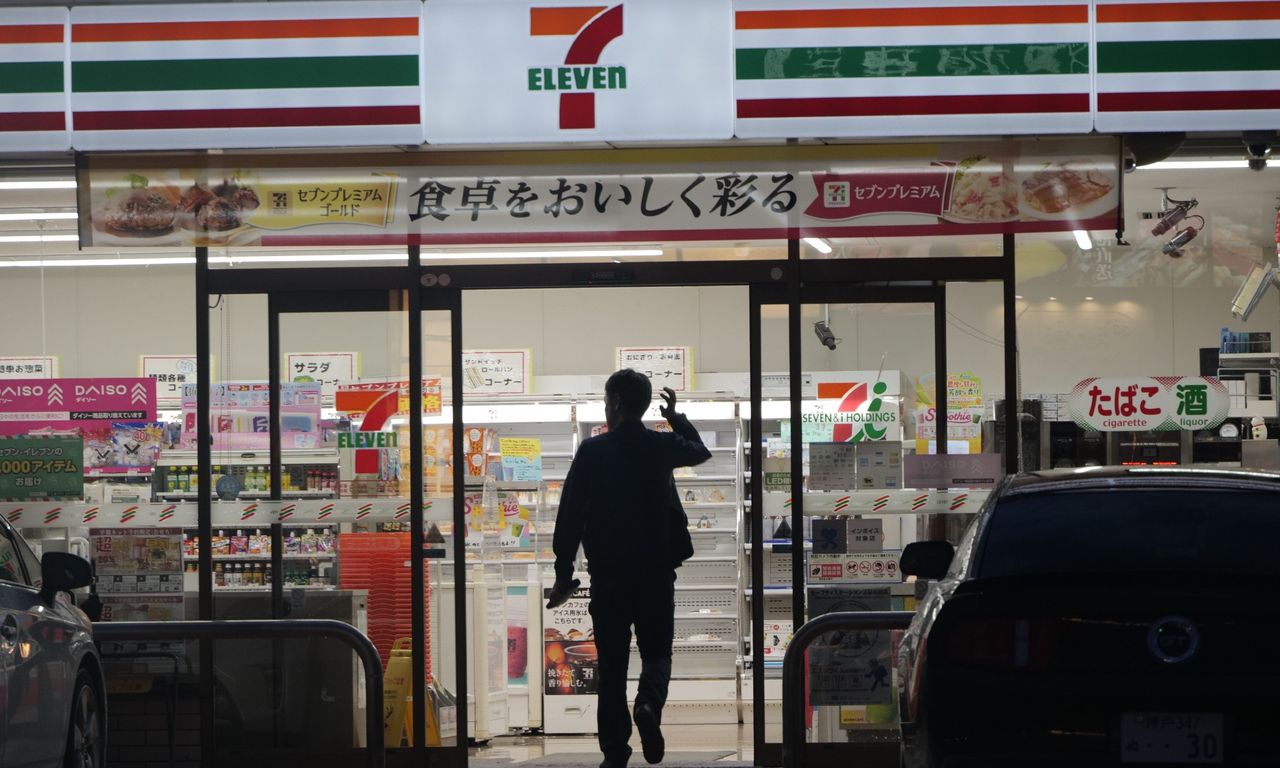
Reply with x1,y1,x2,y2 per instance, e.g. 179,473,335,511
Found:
423,0,732,144
913,407,983,441
1095,0,1280,132
615,347,692,392
140,355,207,409
734,0,1093,139
0,357,58,380
67,1,425,152
0,378,157,437
463,350,532,396
78,138,1119,248
1068,376,1230,432
915,372,983,410
0,7,68,153
179,382,321,450
285,352,358,404
0,437,84,501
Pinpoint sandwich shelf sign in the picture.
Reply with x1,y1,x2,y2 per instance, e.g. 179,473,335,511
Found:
1067,376,1229,432
80,137,1118,247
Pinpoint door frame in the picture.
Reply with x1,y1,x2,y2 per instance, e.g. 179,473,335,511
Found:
199,238,1020,767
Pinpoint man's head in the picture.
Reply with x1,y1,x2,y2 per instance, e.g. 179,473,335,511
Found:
604,368,651,429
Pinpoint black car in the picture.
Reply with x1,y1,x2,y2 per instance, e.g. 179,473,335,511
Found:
898,466,1280,767
0,516,103,767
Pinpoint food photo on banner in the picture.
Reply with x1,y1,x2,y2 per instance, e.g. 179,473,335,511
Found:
543,582,597,696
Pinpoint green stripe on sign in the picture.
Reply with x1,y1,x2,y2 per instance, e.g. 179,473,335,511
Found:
0,61,63,94
72,54,419,93
1098,39,1280,74
736,43,1088,79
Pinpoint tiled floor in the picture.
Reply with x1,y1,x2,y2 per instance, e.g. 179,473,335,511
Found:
471,724,754,764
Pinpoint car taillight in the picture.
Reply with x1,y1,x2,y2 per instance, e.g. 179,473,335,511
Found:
941,617,1058,671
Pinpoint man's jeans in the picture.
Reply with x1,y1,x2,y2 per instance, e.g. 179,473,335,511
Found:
589,571,676,761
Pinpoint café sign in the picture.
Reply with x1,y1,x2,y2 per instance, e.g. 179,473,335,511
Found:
1068,377,1228,432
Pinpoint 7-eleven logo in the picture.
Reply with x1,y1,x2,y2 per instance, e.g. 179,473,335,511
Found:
529,5,624,129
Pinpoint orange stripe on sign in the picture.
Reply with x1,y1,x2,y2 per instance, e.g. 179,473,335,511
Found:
735,5,1086,29
0,24,63,44
1098,1,1280,23
72,17,417,43
530,6,607,35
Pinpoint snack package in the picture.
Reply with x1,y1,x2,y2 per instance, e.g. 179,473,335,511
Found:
113,422,166,468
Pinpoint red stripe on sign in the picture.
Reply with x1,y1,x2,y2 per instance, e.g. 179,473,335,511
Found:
1098,2,1280,23
72,17,418,43
735,5,1086,29
74,105,419,130
0,25,63,44
737,93,1089,118
1098,90,1280,111
0,112,65,131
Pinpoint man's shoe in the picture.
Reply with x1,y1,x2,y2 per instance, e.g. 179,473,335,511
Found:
601,747,632,768
634,703,665,764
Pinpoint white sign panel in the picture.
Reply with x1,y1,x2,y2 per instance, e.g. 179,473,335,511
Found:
1068,376,1229,432
140,355,204,409
0,357,58,380
285,352,358,404
463,350,532,395
809,552,901,583
903,454,1002,489
615,346,692,392
424,0,732,143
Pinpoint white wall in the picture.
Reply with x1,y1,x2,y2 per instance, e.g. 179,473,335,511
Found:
0,266,1275,400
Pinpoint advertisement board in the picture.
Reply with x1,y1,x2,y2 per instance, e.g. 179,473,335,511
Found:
1067,376,1229,432
79,138,1119,248
0,378,157,438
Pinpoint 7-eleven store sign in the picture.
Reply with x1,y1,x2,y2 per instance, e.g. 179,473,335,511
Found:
335,380,442,474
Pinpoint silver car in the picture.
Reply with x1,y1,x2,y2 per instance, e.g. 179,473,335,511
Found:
0,516,103,767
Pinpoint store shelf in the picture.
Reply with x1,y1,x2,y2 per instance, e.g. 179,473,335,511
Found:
688,527,736,535
676,475,737,484
677,612,738,620
744,587,794,597
85,467,154,477
214,586,336,592
158,490,337,500
687,556,737,563
674,584,736,592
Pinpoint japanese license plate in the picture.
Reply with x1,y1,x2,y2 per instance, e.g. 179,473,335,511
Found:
1121,713,1223,764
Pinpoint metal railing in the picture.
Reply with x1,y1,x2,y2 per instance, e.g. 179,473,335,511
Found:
93,619,385,768
782,611,916,768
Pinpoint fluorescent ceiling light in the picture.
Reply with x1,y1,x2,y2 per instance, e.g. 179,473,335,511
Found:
0,256,195,268
803,237,833,254
211,252,407,264
1073,230,1093,250
0,212,77,222
0,234,78,243
1139,160,1250,170
421,248,663,260
0,180,77,190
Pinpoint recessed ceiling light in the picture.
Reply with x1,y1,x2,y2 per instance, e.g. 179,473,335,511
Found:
1015,294,1024,299
1048,296,1058,301
802,237,833,254
1085,296,1095,301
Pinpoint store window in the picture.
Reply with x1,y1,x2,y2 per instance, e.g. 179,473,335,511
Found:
1016,163,1280,470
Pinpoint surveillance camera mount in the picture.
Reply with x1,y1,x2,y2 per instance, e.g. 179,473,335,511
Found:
1152,188,1199,237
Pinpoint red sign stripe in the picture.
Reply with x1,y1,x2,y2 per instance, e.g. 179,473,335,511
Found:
72,17,418,43
737,93,1089,118
0,25,63,44
74,105,419,131
1098,2,1280,23
735,5,1086,30
530,7,607,36
1098,90,1280,111
0,112,65,131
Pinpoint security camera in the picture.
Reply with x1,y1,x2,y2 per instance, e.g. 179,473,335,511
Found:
1243,131,1275,172
813,321,838,351
1161,226,1198,258
1152,191,1197,236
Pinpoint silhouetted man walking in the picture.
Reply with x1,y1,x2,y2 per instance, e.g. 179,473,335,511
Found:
548,370,711,768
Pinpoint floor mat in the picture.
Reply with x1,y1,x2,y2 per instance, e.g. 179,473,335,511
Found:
479,751,739,766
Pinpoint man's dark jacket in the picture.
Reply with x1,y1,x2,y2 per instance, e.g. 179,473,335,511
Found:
553,414,711,583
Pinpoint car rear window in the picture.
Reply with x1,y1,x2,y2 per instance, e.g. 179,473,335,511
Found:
979,489,1280,578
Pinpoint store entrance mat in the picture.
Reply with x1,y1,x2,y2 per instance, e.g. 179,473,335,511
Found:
479,752,738,767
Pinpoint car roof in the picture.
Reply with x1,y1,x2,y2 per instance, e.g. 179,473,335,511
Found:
1003,465,1280,496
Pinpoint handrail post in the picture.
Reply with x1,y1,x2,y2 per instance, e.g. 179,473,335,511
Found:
781,611,915,768
92,619,385,768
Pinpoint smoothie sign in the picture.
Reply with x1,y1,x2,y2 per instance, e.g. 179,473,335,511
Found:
1068,377,1229,432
